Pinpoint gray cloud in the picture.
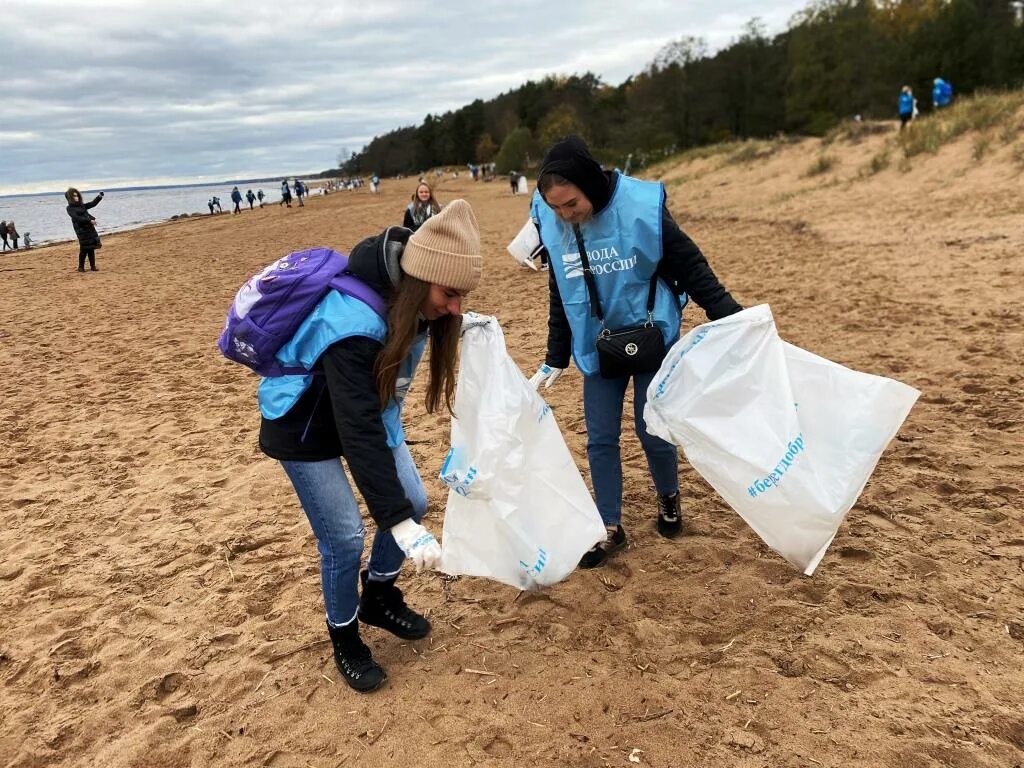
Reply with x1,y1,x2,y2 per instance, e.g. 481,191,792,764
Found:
1,0,807,193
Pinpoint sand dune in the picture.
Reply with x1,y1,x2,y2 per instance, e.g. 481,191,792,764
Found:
2,122,1022,767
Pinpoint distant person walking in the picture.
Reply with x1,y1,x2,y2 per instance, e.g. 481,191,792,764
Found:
370,175,380,194
208,199,216,215
294,180,305,207
212,196,223,213
246,189,256,210
509,170,519,196
932,77,953,110
23,232,32,249
280,180,293,207
0,221,8,251
65,187,104,272
898,85,915,130
403,182,441,232
231,186,243,214
6,221,18,249
257,189,265,208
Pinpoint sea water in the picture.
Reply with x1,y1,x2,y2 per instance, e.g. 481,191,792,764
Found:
0,180,315,246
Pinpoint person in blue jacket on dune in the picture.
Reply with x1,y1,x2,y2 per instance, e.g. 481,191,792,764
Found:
898,85,915,130
932,77,953,110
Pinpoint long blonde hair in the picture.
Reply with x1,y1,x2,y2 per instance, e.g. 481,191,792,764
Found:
410,183,441,223
374,275,460,414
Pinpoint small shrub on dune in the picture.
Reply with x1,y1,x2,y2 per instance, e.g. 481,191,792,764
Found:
681,142,739,163
1013,144,1024,171
972,135,992,162
824,120,892,146
805,154,837,177
899,121,943,158
726,139,782,165
865,148,891,175
1000,120,1023,145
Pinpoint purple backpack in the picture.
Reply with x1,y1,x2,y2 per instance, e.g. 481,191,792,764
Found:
218,247,386,376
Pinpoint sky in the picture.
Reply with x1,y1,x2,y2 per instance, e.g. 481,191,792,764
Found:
1,0,810,195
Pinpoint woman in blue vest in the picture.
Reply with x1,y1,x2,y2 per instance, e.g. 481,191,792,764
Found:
259,200,482,692
528,136,742,568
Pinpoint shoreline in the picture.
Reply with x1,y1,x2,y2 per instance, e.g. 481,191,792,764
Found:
8,182,344,252
1,178,341,250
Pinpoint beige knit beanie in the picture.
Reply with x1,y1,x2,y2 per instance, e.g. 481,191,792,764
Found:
401,199,482,292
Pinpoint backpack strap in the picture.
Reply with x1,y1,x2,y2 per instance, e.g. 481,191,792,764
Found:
328,273,386,317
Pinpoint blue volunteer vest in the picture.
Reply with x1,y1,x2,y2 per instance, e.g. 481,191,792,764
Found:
257,290,426,448
531,174,680,376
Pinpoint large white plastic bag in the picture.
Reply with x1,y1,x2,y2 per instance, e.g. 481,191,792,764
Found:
643,305,919,575
439,314,606,589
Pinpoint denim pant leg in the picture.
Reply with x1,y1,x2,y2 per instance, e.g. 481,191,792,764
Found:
632,370,679,495
583,373,630,527
281,458,364,627
366,442,428,580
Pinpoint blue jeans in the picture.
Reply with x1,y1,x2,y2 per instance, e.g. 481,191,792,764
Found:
583,370,678,527
280,442,427,627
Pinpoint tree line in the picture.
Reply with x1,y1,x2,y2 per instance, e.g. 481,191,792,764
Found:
332,0,1024,177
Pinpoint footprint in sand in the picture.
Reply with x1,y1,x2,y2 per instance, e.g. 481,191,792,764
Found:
152,671,186,700
837,546,874,562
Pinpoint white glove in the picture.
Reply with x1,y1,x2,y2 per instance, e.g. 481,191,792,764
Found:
390,518,442,572
528,363,564,390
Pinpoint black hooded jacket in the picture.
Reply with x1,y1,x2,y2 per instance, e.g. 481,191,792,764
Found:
65,191,104,249
259,227,420,530
537,136,742,369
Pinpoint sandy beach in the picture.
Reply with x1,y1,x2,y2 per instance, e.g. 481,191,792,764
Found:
1,125,1022,767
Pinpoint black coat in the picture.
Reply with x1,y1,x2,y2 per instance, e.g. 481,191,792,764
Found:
66,195,103,249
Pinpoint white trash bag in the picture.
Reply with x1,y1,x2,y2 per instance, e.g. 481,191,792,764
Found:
643,305,919,574
506,218,542,271
439,313,606,589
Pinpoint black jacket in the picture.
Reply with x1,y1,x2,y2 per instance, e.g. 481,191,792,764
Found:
259,227,422,530
540,174,742,369
66,194,103,248
402,203,437,232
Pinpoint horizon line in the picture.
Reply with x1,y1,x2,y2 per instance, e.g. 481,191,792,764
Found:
0,170,340,199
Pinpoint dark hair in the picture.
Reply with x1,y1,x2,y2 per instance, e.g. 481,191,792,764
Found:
375,275,460,415
537,172,570,197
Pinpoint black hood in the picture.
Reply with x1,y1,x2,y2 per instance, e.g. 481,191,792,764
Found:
346,225,411,299
538,135,613,214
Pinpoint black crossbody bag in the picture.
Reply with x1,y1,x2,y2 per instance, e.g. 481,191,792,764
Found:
573,225,665,379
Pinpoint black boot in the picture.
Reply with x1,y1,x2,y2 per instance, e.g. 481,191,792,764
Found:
327,620,386,693
579,525,627,569
656,492,682,539
358,569,431,640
